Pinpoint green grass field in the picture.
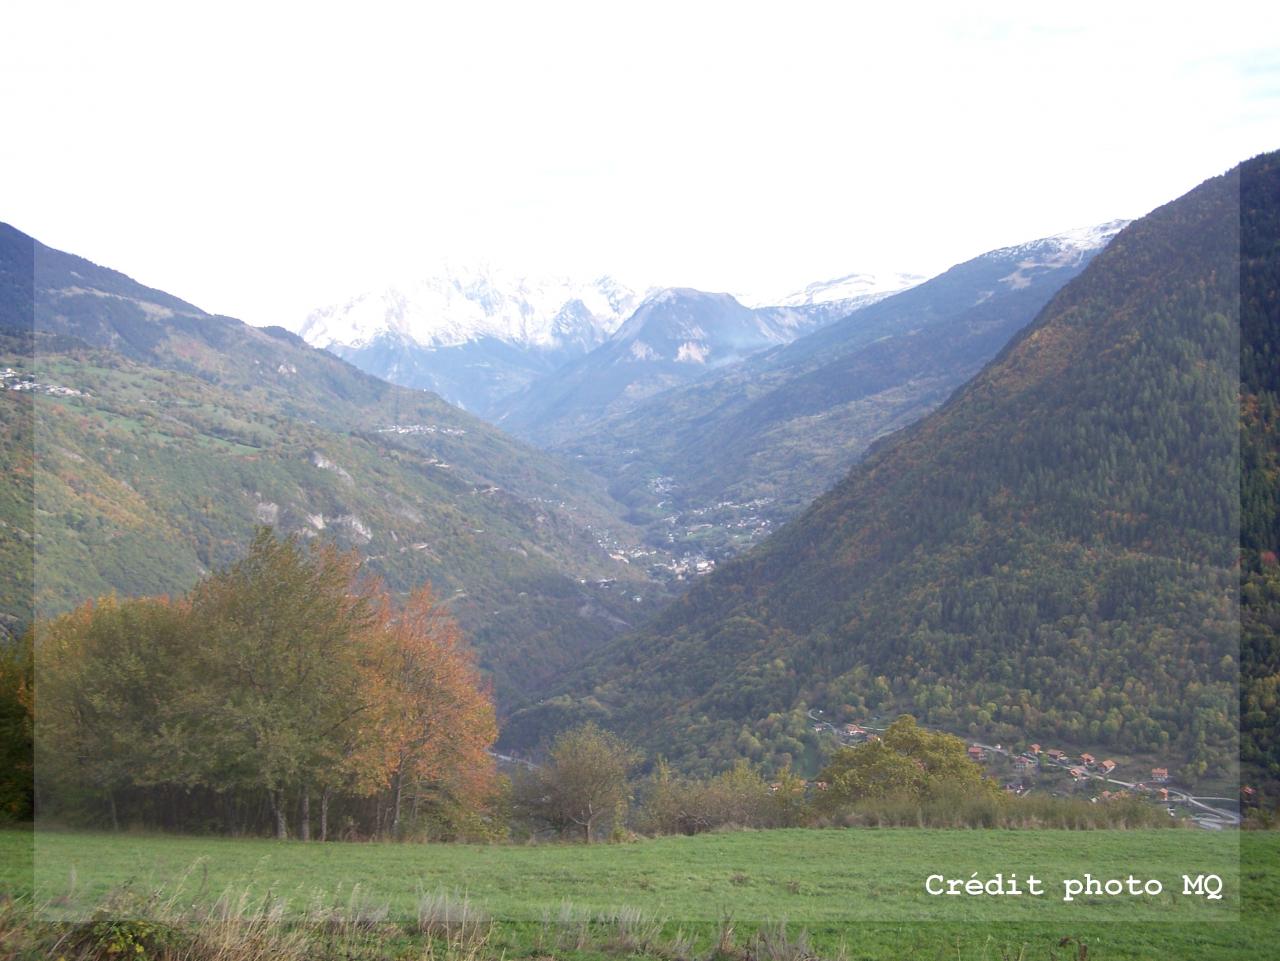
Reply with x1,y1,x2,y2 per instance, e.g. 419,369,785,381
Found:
1,828,1275,960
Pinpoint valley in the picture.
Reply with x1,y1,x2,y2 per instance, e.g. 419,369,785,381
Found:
499,156,1259,788
3,152,1277,797
555,223,1128,555
3,12,1276,961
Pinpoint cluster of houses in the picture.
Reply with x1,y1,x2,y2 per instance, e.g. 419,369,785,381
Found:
967,741,1178,796
840,722,881,744
1064,753,1119,781
375,423,467,436
1,367,85,397
664,553,716,578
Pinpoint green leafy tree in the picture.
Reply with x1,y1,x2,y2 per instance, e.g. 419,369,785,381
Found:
817,715,996,809
0,630,33,821
35,595,189,828
517,722,641,842
184,528,379,838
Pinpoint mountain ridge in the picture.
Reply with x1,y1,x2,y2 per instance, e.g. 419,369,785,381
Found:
494,287,848,444
294,264,926,423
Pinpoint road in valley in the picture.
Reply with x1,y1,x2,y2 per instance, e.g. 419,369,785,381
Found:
806,709,1240,828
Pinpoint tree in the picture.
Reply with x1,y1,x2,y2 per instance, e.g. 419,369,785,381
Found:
0,629,33,821
185,529,380,839
35,595,189,828
816,715,996,809
373,586,498,838
636,758,808,835
518,723,641,842
30,529,500,838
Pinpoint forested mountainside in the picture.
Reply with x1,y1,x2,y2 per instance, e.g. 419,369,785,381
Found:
557,226,1123,558
504,159,1253,786
0,224,668,706
1240,150,1280,787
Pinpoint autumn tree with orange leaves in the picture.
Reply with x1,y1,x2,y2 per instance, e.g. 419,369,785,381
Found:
374,587,497,838
33,529,497,839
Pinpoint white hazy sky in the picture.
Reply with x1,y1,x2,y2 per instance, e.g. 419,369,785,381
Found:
3,1,1278,327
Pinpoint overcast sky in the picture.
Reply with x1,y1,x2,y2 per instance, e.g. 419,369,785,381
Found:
3,1,1278,327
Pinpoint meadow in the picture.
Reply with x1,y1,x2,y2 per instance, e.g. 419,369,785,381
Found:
1,827,1274,960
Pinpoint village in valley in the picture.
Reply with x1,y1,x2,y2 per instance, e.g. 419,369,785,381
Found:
805,708,1246,829
1,366,84,397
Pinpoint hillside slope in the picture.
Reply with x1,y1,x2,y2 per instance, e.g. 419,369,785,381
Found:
0,224,668,706
507,163,1248,783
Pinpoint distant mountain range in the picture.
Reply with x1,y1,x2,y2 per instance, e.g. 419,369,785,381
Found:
298,232,1123,452
494,288,862,444
295,267,926,424
298,268,643,418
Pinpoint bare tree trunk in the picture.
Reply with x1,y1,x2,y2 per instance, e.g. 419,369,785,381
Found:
107,790,119,832
320,789,331,842
300,789,311,842
392,769,404,838
273,790,287,840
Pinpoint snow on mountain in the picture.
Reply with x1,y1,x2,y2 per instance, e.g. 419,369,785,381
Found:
743,221,1127,313
1034,219,1132,253
294,224,1127,427
988,219,1131,290
607,288,830,368
297,265,642,353
737,271,926,316
764,270,929,310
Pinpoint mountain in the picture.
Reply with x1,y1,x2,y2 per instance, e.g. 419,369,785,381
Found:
503,167,1245,784
497,289,847,444
1240,151,1280,788
0,225,672,706
557,223,1128,560
299,265,926,431
297,268,642,419
756,269,927,310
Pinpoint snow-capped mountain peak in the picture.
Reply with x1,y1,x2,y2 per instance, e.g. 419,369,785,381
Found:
297,266,642,352
766,270,929,310
1043,218,1132,252
987,219,1131,263
991,219,1131,290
